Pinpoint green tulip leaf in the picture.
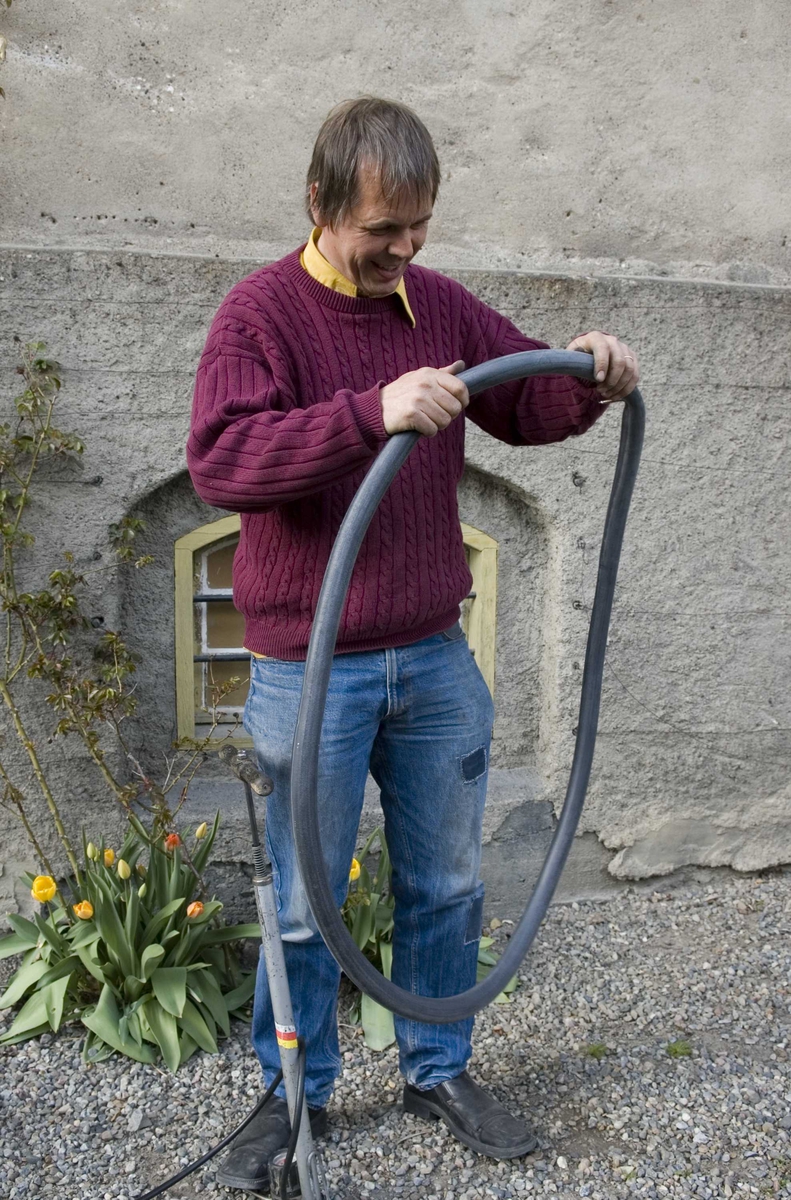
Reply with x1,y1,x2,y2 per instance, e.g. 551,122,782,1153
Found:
144,997,181,1073
151,966,187,1018
0,930,38,958
199,923,260,946
360,994,395,1051
189,968,230,1037
221,970,257,1014
140,943,166,981
177,998,218,1054
0,957,49,1008
6,914,39,944
81,985,156,1064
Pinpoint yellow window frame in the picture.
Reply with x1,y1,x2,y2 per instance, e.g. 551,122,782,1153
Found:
175,516,498,741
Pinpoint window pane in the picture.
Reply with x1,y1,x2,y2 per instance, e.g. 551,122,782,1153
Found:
205,540,237,590
195,660,250,721
207,600,246,650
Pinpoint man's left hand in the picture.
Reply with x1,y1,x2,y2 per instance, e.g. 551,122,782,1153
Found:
565,332,640,403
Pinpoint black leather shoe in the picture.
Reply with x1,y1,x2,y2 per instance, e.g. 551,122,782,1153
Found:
215,1095,328,1192
403,1071,538,1159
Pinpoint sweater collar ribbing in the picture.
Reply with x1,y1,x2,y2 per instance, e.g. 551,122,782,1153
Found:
282,248,414,321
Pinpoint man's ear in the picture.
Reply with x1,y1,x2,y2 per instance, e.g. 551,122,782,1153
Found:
308,182,326,228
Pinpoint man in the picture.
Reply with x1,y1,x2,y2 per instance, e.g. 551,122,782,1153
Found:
187,97,639,1192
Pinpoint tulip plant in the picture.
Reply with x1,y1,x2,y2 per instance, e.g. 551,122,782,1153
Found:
341,827,517,1051
0,815,259,1071
0,342,258,1069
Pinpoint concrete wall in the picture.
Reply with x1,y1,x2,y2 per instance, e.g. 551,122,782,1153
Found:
0,0,789,917
0,248,788,921
1,0,789,284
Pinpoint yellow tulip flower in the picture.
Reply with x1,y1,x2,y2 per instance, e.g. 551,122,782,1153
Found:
103,848,115,868
73,900,94,920
30,875,57,903
195,822,208,840
348,858,361,882
117,859,131,880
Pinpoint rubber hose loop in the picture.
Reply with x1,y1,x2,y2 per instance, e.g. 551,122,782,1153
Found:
290,350,644,1024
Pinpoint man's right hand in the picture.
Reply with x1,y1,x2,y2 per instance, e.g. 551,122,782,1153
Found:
380,361,469,437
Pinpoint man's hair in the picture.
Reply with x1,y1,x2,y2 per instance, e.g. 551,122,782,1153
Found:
306,97,441,226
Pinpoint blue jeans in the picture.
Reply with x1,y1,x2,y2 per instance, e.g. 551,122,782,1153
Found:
244,623,495,1107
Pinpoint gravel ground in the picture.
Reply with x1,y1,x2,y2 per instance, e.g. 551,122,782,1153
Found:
1,868,790,1200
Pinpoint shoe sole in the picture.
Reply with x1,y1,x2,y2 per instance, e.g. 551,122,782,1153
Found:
215,1165,270,1191
403,1090,538,1160
215,1112,328,1192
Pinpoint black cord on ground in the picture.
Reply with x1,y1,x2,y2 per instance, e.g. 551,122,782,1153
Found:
134,1068,285,1200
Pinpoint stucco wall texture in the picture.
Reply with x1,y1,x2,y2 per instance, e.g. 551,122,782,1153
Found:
1,0,789,284
0,249,788,919
0,0,789,913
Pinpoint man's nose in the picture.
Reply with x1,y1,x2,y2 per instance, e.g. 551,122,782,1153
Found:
388,229,413,260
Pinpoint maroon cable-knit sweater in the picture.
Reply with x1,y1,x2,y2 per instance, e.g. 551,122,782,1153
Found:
187,249,604,659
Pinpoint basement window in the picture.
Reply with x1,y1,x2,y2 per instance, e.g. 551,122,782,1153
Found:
174,517,497,741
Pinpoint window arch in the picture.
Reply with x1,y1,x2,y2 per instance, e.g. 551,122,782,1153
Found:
174,517,497,741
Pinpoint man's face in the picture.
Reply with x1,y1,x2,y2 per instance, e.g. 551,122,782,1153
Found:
311,168,433,298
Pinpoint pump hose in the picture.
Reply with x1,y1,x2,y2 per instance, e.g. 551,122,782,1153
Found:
291,349,644,1024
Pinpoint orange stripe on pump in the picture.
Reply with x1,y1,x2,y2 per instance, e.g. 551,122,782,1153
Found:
275,1022,298,1050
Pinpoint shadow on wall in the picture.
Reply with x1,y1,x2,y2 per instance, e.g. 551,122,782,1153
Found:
458,464,554,772
121,470,233,776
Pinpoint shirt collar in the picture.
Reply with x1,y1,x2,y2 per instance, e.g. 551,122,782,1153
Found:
300,227,416,328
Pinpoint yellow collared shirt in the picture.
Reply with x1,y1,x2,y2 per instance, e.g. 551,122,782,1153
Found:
300,227,416,329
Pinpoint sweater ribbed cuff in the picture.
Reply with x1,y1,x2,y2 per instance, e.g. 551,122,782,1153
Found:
347,382,388,450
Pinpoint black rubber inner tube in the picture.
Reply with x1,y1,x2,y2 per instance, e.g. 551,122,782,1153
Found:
291,349,645,1024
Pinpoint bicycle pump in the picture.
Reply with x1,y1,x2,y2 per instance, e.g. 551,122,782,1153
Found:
218,744,335,1200
135,745,347,1200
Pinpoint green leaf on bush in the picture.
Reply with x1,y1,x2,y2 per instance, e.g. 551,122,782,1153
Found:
0,986,50,1039
200,923,260,946
70,921,102,948
190,968,230,1037
360,994,395,1051
0,956,48,1008
221,970,257,1014
144,997,181,1073
36,954,81,991
6,914,40,944
0,1020,51,1046
1,976,69,1039
73,942,109,986
82,985,156,1064
89,873,135,976
0,932,37,959
140,943,166,981
179,1031,200,1067
140,898,185,949
33,914,67,954
151,967,187,1017
177,998,217,1054
42,975,70,1029
82,1030,116,1063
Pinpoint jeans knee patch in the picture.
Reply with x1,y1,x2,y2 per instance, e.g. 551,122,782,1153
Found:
460,744,487,784
464,889,484,945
